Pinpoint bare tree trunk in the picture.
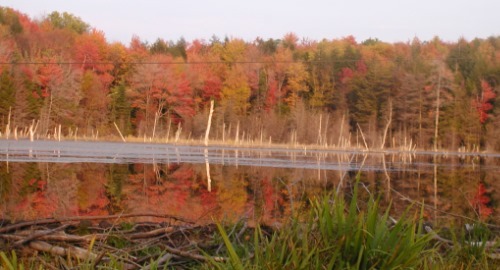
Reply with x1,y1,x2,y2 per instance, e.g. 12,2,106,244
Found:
434,72,441,151
47,93,53,135
380,99,393,149
324,114,329,146
204,148,211,192
338,113,345,148
222,122,226,143
235,121,240,144
382,154,391,200
5,107,11,139
317,114,322,145
165,117,171,142
204,100,215,146
58,124,61,141
152,102,163,139
29,120,38,142
175,123,182,142
357,123,369,150
114,122,126,142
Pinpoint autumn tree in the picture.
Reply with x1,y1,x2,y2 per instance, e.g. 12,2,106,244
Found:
108,42,132,84
185,39,224,108
74,29,114,87
32,56,64,133
80,71,109,132
74,30,114,132
266,37,308,114
220,65,251,117
473,80,496,124
283,61,308,108
219,39,252,118
129,54,194,137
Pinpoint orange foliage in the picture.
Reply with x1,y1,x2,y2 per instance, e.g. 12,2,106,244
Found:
74,29,114,87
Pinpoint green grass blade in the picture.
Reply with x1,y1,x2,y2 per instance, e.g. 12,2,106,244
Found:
216,223,243,270
0,252,15,270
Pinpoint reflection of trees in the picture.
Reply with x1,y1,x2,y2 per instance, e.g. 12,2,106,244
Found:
76,164,109,216
0,163,12,206
215,166,248,220
484,157,500,220
471,183,493,220
1,163,78,219
437,158,482,223
126,163,211,221
384,155,494,225
106,164,128,212
1,157,497,225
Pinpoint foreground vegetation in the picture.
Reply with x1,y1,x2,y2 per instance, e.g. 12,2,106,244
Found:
1,181,499,269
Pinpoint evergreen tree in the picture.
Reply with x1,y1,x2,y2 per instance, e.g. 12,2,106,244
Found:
0,70,15,126
110,83,132,135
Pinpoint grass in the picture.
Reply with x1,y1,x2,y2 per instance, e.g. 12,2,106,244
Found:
208,181,433,269
208,181,500,270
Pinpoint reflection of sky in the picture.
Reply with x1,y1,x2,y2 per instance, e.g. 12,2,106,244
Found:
3,0,499,44
1,140,498,173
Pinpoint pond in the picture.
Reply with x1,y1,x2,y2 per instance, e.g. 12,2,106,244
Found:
0,139,499,226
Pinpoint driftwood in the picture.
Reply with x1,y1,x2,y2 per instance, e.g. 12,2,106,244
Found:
0,214,229,269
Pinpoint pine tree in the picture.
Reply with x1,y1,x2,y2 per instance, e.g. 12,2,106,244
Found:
0,70,15,126
110,83,132,135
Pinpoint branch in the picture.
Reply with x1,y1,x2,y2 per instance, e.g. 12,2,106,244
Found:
162,244,226,262
127,227,174,239
0,213,193,234
10,224,69,248
29,240,97,260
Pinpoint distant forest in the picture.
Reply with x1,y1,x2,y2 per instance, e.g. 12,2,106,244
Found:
1,7,500,151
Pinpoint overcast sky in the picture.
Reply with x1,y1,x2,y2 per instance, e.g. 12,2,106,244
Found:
3,0,499,44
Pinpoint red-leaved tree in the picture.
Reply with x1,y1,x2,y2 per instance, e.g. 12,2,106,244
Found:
473,80,496,124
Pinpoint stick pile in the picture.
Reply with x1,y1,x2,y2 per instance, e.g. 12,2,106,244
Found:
0,214,227,269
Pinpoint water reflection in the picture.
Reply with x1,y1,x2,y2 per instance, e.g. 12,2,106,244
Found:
0,140,499,226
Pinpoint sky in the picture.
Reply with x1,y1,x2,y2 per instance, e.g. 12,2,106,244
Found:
3,0,500,45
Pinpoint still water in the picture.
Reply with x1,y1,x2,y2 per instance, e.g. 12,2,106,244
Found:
0,139,499,226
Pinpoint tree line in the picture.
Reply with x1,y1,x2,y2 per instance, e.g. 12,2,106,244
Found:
1,7,499,151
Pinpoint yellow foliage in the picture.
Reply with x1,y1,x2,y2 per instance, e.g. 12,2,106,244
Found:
221,66,251,115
